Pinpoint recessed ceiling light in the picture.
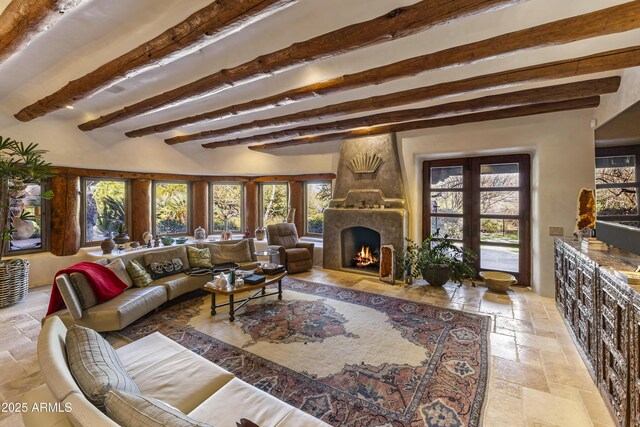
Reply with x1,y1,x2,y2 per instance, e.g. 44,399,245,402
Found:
65,105,74,109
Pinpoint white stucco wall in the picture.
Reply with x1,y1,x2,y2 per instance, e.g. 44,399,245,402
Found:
398,109,596,298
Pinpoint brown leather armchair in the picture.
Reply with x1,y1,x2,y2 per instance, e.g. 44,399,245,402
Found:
266,223,314,274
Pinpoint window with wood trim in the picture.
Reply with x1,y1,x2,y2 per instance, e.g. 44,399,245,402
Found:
6,181,50,254
304,181,332,235
82,178,129,244
423,154,531,285
260,182,289,226
153,181,190,235
595,145,640,223
210,183,243,233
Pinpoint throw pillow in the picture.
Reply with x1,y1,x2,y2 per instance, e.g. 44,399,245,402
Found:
105,258,134,289
210,240,252,265
66,325,140,411
105,389,213,427
69,273,98,309
126,260,153,287
187,246,213,269
143,247,191,271
146,258,184,280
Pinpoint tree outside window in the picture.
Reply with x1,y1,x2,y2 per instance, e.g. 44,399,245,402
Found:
211,184,242,232
155,182,189,235
84,179,126,243
305,182,331,234
261,183,288,226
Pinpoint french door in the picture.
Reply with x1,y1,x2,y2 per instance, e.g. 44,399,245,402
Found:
423,154,531,285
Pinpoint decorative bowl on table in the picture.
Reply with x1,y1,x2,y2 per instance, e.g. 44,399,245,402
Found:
175,237,188,244
479,271,517,293
160,236,175,246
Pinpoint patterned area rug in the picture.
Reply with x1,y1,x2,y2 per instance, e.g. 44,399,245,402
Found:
120,278,490,426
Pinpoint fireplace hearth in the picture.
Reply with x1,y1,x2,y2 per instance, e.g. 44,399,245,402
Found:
323,133,407,276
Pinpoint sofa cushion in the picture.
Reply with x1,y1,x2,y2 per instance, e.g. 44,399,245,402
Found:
209,240,252,264
188,378,295,427
70,272,98,309
286,247,311,262
57,275,83,320
144,247,191,271
187,246,213,268
105,258,133,289
73,286,167,332
152,273,209,300
147,258,185,280
126,260,153,287
274,234,297,249
117,332,234,414
105,389,212,427
66,325,140,410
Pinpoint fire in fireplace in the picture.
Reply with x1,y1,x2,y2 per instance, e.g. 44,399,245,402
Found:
353,245,379,268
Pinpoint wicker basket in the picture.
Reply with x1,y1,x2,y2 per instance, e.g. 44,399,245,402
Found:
0,259,30,308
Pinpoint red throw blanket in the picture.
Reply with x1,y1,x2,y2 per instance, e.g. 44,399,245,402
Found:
46,262,128,316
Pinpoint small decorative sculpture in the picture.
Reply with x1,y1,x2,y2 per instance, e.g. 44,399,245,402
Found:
142,231,152,247
575,188,596,234
153,235,160,247
347,152,383,174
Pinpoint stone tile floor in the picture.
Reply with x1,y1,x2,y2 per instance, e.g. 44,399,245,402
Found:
0,268,615,426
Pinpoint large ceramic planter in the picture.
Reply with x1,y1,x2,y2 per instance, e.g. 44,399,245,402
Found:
422,265,450,286
0,259,29,308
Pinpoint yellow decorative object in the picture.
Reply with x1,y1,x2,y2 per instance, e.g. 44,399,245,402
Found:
575,188,596,233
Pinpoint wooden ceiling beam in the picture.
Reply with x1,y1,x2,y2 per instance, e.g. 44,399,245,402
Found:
75,0,522,130
171,45,640,145
0,0,84,64
200,77,619,149
248,97,602,151
127,1,640,138
14,0,297,122
52,166,335,182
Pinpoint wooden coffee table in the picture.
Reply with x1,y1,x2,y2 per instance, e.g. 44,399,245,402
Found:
203,271,287,321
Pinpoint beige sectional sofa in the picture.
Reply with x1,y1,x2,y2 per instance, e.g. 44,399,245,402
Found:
22,316,329,427
47,239,260,332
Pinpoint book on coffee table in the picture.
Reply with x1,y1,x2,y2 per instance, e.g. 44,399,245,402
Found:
243,274,266,285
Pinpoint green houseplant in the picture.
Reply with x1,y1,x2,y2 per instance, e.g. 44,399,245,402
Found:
0,136,54,307
398,230,477,286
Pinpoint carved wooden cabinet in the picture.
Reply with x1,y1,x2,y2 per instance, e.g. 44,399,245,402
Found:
554,239,565,313
598,269,631,426
576,255,598,375
631,293,640,427
554,238,640,427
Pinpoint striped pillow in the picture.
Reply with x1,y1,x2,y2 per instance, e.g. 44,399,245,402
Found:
105,389,213,427
66,325,139,411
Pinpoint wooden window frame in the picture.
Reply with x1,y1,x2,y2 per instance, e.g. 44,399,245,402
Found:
259,182,289,227
152,180,191,237
595,145,640,223
209,182,244,235
81,177,131,247
423,154,531,285
303,180,332,237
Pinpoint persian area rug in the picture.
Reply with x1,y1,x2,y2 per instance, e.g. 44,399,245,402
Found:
120,278,490,427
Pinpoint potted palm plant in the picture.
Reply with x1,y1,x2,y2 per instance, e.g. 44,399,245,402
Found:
0,136,54,307
399,230,477,286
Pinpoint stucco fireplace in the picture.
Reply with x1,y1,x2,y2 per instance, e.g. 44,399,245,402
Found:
323,133,408,276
